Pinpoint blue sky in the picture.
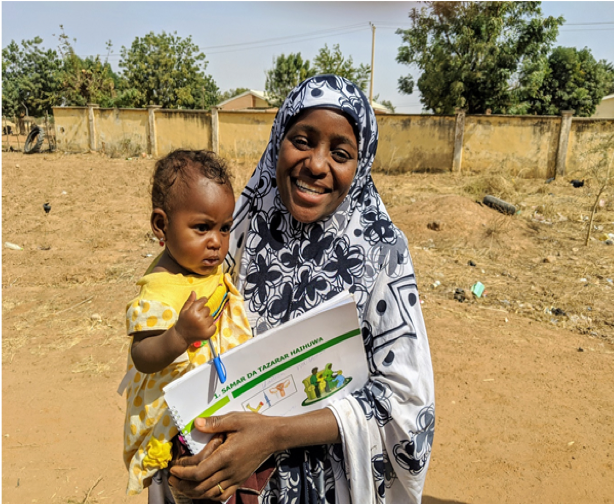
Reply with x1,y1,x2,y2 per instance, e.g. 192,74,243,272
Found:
2,1,613,113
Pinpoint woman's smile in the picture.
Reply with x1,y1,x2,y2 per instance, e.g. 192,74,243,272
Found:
294,178,329,195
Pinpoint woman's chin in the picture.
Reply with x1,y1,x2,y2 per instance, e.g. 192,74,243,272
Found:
286,191,337,224
287,202,326,224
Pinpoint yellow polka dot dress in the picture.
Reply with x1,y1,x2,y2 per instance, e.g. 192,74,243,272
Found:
122,266,252,495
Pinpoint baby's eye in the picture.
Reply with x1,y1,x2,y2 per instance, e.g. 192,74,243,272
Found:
196,224,209,232
221,223,232,233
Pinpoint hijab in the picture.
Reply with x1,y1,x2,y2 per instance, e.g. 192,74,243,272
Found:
227,74,411,337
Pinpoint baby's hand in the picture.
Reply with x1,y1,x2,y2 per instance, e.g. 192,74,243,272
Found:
174,291,217,347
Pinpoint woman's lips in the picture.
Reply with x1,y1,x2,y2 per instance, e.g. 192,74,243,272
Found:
294,178,328,195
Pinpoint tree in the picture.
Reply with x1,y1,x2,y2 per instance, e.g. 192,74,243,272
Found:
2,37,62,119
396,2,564,114
218,87,250,103
265,53,316,106
312,44,371,92
519,47,614,117
118,31,219,109
55,26,118,107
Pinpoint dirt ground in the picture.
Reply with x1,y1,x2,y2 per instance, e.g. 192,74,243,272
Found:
2,151,613,504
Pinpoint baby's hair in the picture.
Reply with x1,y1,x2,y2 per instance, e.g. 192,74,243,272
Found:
151,150,233,214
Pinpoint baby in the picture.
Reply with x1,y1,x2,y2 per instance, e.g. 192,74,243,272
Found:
120,150,252,497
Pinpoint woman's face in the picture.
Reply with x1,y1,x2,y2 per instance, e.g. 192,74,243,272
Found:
276,108,359,224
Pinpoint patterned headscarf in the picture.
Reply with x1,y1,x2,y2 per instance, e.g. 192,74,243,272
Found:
228,74,410,336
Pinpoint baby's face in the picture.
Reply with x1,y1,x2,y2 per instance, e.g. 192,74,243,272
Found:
165,178,235,276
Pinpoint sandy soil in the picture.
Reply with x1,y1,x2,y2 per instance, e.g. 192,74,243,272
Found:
2,151,613,504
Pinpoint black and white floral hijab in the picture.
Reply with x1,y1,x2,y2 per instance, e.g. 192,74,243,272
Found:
227,75,435,503
228,74,408,335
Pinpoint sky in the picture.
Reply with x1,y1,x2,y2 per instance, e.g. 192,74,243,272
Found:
2,1,614,113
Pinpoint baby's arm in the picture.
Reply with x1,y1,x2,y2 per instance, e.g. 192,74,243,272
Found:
131,291,216,374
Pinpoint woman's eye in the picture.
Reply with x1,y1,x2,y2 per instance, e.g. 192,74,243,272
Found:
291,136,309,149
332,150,351,162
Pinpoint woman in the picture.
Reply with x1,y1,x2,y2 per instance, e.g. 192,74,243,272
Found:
168,75,435,504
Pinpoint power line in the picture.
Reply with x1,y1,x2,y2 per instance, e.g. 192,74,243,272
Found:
206,27,369,55
565,21,614,25
72,23,371,59
200,23,368,50
561,28,614,32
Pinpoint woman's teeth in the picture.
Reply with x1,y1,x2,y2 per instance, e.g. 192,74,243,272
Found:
295,179,326,194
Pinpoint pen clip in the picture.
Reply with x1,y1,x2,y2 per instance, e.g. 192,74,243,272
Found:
213,356,227,384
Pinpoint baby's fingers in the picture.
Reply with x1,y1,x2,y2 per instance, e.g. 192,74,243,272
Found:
180,291,198,314
191,295,212,317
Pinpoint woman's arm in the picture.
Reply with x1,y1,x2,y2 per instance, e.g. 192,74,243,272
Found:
131,291,217,373
168,408,340,501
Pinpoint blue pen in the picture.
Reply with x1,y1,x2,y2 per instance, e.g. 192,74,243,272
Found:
208,338,227,384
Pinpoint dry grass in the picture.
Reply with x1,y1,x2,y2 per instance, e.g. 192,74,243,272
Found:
72,355,117,375
371,169,614,343
462,172,519,201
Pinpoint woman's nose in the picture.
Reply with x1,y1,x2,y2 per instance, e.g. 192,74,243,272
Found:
304,147,328,176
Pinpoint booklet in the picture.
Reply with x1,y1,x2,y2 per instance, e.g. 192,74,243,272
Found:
163,291,369,455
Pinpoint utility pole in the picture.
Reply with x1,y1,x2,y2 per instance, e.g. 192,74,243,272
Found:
369,23,376,105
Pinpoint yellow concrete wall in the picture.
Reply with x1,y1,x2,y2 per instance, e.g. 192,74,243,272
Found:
53,107,90,152
156,110,212,156
218,111,275,163
593,96,614,118
375,115,456,173
463,115,560,177
51,107,611,180
95,108,149,155
566,118,614,177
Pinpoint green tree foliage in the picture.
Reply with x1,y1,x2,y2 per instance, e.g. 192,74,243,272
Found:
518,47,614,116
118,31,219,109
55,27,118,107
396,1,564,114
265,53,316,106
218,87,250,103
312,44,371,92
2,37,61,118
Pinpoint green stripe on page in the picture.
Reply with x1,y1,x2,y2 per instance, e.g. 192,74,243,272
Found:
181,396,230,435
232,328,361,398
182,327,360,435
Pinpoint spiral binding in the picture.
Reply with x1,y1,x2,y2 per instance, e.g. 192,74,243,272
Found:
168,406,199,455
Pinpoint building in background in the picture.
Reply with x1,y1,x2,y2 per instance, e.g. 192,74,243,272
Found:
216,89,392,114
593,94,614,118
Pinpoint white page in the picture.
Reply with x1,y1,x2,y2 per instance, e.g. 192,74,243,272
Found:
164,291,368,454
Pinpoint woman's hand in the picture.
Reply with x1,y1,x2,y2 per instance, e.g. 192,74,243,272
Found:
168,412,278,501
168,408,340,501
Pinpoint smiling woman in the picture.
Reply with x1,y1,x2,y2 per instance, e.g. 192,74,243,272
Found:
167,75,435,504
